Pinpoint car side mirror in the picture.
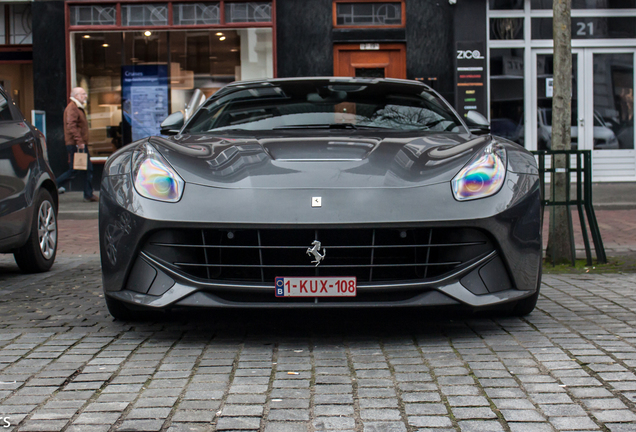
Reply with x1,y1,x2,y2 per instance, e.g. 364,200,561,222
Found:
465,110,490,135
160,111,184,136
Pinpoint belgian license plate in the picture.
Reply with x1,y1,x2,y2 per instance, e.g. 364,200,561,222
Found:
275,277,357,297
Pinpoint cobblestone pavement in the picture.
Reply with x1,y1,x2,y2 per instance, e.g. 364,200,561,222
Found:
0,253,635,431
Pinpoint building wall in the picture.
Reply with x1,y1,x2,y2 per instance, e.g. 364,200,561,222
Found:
276,0,333,77
32,1,68,177
407,0,455,102
276,0,458,103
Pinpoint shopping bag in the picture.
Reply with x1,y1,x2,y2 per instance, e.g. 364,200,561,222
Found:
73,149,88,171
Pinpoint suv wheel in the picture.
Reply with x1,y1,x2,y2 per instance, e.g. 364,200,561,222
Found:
14,189,58,273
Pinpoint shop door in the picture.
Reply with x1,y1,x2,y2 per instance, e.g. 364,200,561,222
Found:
582,49,635,181
334,44,406,79
531,49,636,181
531,49,585,152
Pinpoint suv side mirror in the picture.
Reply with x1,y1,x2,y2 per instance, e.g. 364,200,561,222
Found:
465,110,490,135
160,111,185,136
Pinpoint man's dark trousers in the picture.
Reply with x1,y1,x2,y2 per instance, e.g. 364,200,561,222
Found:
56,145,94,199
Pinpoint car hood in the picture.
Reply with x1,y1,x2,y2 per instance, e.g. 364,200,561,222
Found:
148,132,492,189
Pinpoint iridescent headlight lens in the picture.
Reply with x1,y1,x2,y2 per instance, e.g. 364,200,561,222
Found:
133,143,184,202
451,145,506,201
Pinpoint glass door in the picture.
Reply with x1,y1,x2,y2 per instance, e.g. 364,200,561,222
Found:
531,49,585,151
582,49,636,180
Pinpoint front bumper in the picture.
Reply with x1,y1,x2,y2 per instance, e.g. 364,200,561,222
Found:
99,173,542,310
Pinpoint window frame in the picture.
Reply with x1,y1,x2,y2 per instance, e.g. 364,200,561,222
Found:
0,4,34,49
332,0,406,29
67,0,274,31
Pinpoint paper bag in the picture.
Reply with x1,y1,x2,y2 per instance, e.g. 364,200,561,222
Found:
73,150,88,171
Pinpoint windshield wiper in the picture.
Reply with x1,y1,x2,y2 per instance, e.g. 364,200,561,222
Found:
274,123,359,130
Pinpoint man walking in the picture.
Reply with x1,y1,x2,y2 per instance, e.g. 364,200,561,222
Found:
57,87,98,202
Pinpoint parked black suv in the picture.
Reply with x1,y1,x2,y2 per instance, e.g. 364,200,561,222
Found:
0,85,58,272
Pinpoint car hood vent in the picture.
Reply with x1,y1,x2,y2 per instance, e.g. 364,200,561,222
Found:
262,139,377,161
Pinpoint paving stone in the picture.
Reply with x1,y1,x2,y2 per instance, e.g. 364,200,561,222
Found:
508,423,555,432
315,405,354,416
500,409,546,422
171,410,216,423
222,405,264,416
407,416,453,427
549,416,600,430
313,417,356,429
591,410,636,423
116,420,165,431
363,422,407,432
457,420,505,432
263,423,309,432
126,408,172,419
67,426,110,432
19,420,70,431
451,407,498,420
216,417,262,430
68,411,119,426
267,409,310,421
360,409,402,420
540,404,588,417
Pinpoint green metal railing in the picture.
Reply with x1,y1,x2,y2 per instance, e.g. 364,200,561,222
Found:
532,150,606,266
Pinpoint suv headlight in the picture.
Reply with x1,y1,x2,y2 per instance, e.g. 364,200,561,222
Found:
132,142,184,202
451,144,506,201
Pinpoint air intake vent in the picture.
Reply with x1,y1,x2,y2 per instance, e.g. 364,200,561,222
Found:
142,227,495,285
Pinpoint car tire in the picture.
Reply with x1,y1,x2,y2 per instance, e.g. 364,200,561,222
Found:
13,189,58,273
511,267,542,316
105,296,135,321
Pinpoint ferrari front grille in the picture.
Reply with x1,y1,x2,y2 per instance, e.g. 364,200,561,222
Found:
141,227,495,284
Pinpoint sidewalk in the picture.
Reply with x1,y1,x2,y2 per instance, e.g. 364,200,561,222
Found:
57,183,636,258
57,190,100,220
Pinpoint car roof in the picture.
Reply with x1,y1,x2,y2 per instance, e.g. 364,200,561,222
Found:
212,77,435,101
220,76,431,91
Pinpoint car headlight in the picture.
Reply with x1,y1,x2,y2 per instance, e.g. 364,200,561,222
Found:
451,144,506,201
132,142,184,202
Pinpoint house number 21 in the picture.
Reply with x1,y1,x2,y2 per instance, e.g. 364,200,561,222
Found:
576,22,594,36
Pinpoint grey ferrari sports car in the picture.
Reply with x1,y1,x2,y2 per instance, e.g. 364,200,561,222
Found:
99,77,542,320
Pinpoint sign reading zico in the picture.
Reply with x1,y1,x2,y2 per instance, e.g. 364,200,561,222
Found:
457,49,485,60
455,42,487,120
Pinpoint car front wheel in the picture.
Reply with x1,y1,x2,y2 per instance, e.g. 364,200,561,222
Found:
14,188,58,273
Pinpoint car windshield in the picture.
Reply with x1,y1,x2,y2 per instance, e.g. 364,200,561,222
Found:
185,81,466,133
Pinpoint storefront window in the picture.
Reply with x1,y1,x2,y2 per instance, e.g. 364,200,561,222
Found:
489,0,523,9
490,18,524,40
490,48,525,146
0,7,5,45
593,53,634,149
532,0,636,9
173,3,221,25
72,28,273,155
70,5,117,26
532,17,636,39
225,2,272,23
9,4,32,45
121,3,169,26
72,33,124,156
335,2,403,26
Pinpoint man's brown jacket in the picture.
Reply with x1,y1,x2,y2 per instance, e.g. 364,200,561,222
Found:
64,101,89,147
